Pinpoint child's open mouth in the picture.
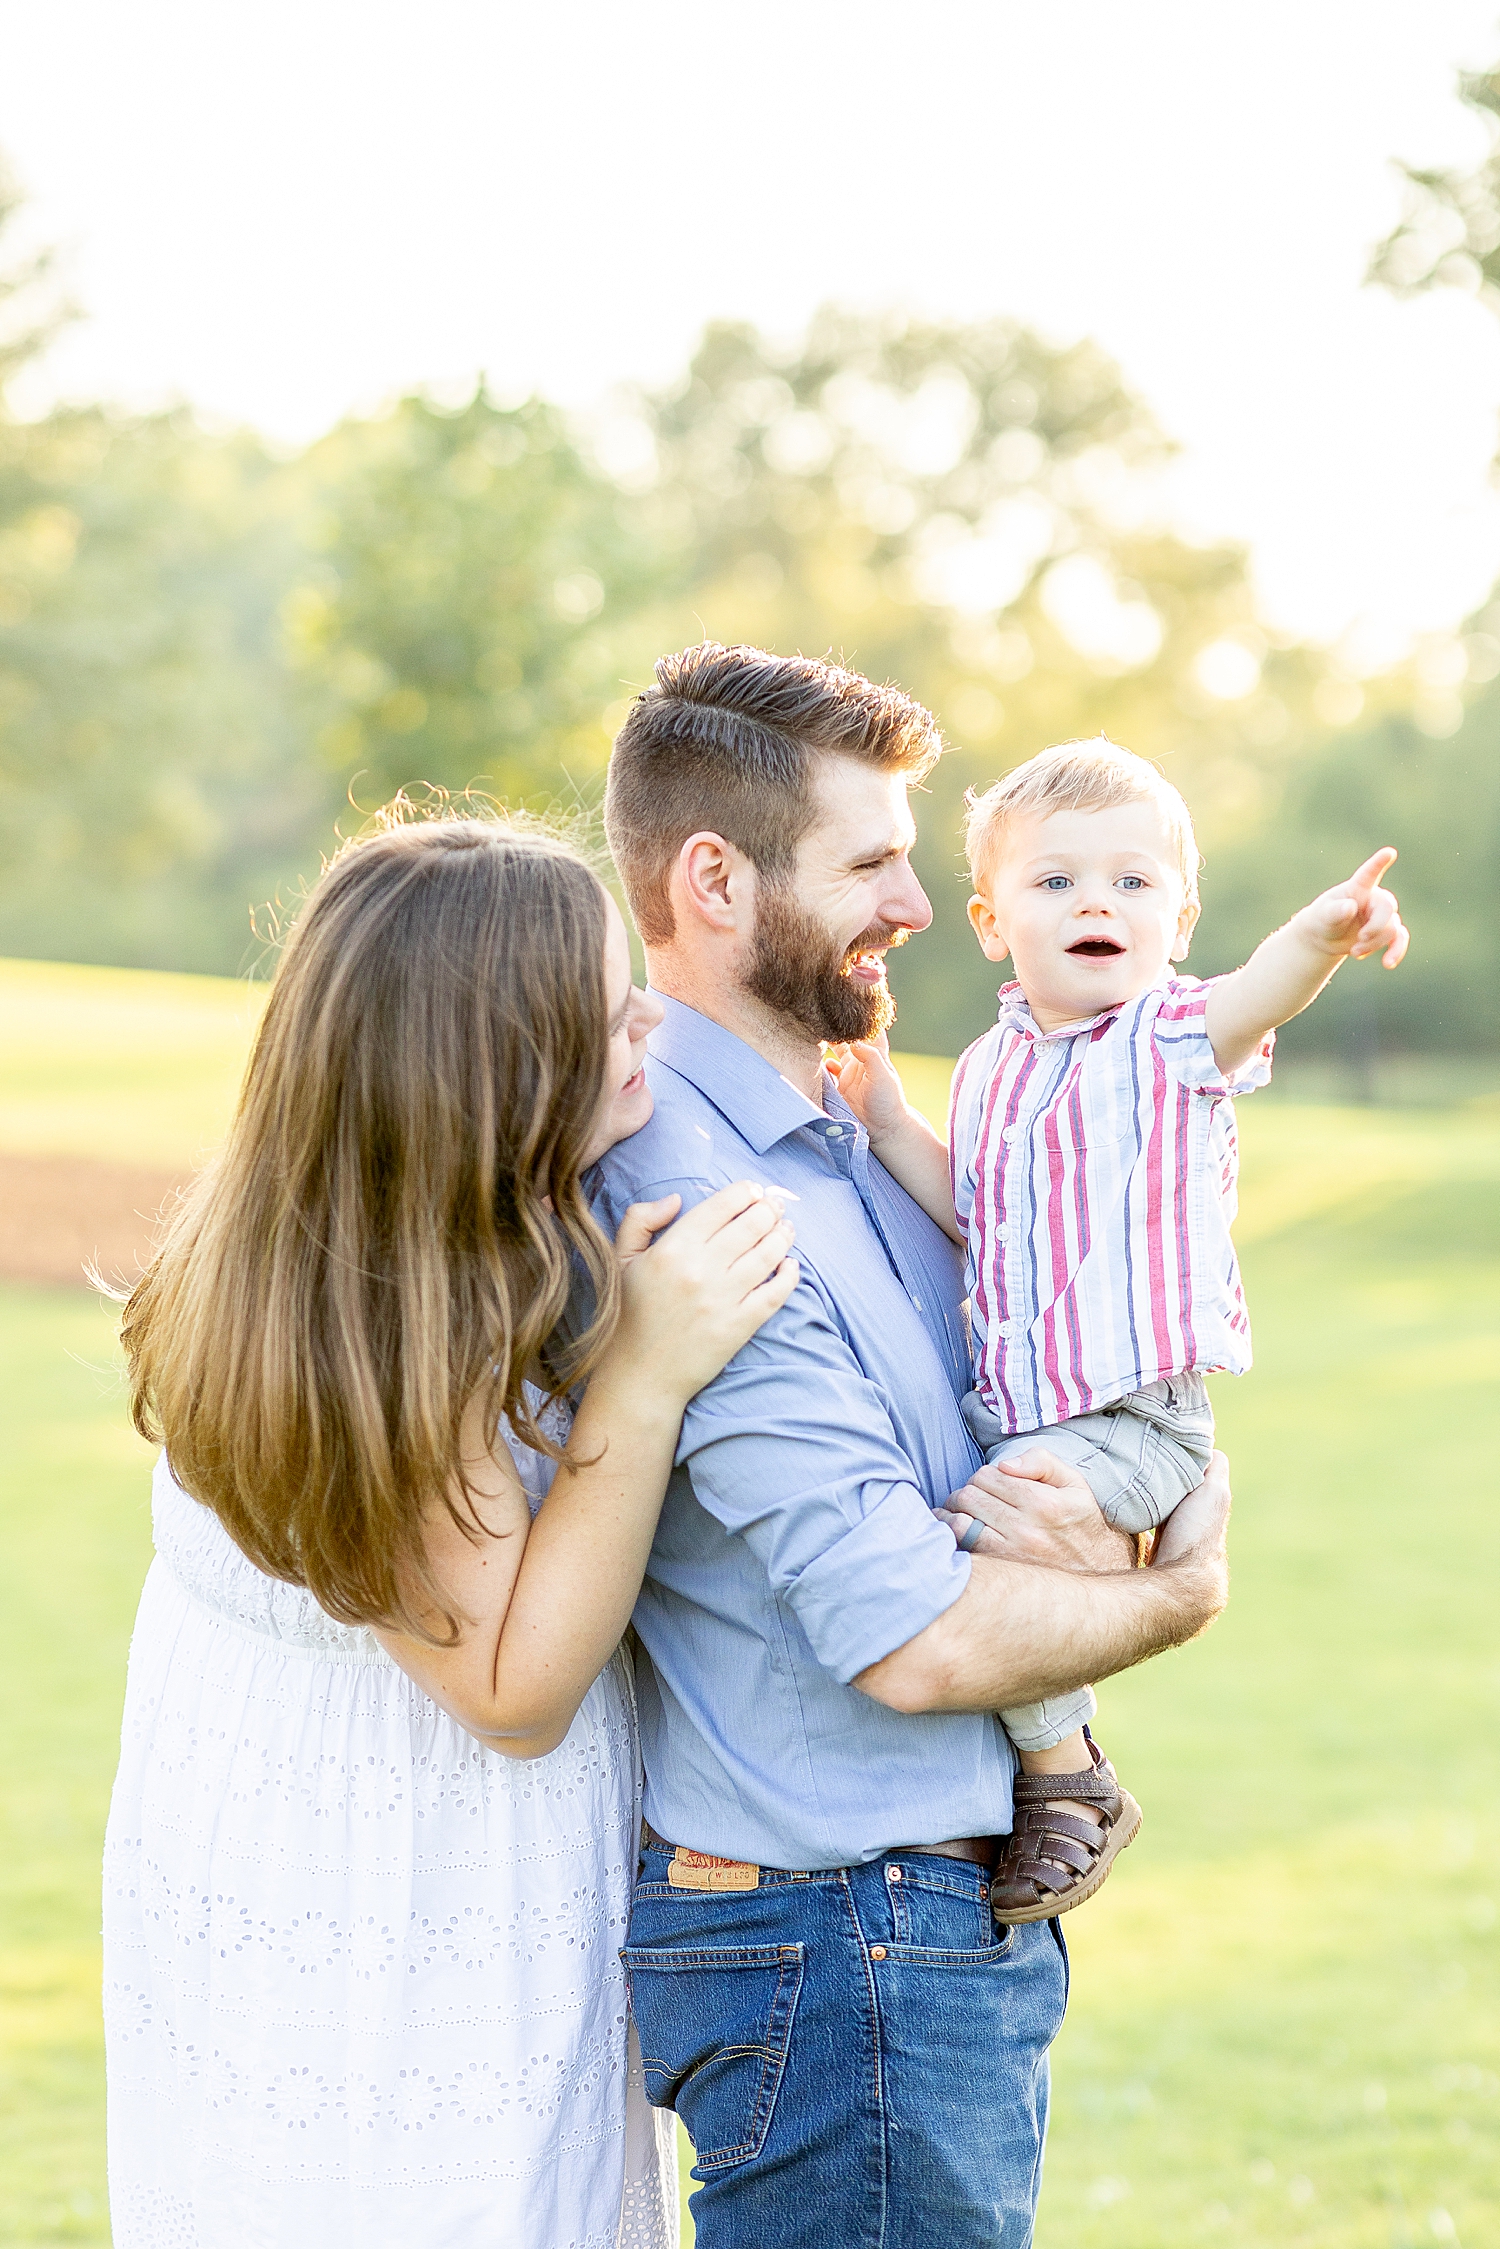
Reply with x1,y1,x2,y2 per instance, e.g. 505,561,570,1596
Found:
1067,939,1126,958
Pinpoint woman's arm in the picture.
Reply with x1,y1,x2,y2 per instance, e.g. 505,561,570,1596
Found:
374,1183,798,1756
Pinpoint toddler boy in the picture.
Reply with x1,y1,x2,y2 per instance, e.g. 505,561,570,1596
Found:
834,738,1407,1922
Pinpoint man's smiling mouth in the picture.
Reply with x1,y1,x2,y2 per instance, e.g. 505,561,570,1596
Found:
1067,938,1126,958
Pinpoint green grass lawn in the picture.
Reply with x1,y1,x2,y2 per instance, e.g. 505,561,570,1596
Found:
1,963,1497,2245
0,958,265,1164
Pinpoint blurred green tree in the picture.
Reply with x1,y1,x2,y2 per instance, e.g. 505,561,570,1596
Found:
0,405,319,969
1189,702,1499,1064
0,169,318,967
282,387,660,817
1369,67,1500,311
0,158,1487,1067
625,308,1328,1049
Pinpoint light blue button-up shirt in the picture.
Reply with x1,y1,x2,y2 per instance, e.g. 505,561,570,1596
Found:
588,995,1017,1870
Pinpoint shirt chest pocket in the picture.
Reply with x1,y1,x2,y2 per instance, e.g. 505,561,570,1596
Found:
1017,1085,1137,1173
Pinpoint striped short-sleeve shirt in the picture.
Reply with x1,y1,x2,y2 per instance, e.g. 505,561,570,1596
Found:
949,976,1273,1437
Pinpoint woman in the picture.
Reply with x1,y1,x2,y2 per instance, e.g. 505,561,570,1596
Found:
103,806,798,2247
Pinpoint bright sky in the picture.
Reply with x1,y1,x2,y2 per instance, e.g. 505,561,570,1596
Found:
6,0,1500,658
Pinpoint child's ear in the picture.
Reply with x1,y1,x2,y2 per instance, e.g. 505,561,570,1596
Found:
1170,894,1201,965
968,892,1011,965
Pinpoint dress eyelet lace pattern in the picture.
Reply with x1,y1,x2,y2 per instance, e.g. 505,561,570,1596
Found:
103,1419,677,2249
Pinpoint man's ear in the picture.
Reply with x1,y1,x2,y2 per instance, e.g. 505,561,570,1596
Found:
968,892,1011,965
1170,894,1201,964
673,832,756,937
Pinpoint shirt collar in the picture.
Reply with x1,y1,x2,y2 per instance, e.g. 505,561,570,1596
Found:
995,979,1122,1044
648,993,829,1156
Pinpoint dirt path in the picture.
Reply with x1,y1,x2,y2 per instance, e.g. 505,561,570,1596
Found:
0,1152,189,1289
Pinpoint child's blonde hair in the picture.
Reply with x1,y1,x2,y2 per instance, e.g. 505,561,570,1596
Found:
965,737,1201,907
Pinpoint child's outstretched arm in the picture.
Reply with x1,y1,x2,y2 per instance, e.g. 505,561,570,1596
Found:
827,1037,963,1242
1204,848,1409,1075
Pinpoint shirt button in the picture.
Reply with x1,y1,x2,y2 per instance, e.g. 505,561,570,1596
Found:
1003,1125,1023,1142
910,1295,923,1312
997,1321,1014,1337
824,1124,845,1138
870,1946,888,1960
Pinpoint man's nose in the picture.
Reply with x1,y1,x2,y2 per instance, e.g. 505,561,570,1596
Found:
884,862,933,935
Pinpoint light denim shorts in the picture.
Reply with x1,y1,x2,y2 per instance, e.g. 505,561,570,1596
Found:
960,1375,1217,1752
961,1373,1216,1536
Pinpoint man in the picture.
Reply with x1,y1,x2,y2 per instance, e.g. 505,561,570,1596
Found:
591,643,1230,2247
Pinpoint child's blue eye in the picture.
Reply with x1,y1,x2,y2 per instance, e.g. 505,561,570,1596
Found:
1042,875,1072,891
1116,875,1145,891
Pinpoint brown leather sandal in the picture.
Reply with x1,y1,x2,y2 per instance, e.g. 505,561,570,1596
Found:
989,1738,1142,1925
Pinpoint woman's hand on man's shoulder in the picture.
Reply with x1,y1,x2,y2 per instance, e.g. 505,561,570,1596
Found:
606,1181,800,1405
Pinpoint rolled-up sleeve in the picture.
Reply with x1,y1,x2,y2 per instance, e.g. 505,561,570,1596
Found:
592,1163,972,1683
673,1265,973,1684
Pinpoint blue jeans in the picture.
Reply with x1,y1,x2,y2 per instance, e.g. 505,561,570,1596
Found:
623,1839,1069,2247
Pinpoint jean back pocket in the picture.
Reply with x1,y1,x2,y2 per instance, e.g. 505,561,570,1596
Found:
620,1942,804,2170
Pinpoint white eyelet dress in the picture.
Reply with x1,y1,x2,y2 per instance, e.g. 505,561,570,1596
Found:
102,1420,677,2249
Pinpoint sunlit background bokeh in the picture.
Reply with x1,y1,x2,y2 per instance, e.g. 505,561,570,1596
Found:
0,5,1497,2244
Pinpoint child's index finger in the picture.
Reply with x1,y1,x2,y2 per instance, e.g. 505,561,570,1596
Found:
1348,846,1398,892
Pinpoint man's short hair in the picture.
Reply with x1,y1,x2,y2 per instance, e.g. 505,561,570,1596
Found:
965,737,1200,908
604,643,944,943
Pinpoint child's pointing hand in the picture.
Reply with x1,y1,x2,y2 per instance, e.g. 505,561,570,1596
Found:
1297,848,1409,969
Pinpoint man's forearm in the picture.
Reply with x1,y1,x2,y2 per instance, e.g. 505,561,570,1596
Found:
854,1547,1225,1715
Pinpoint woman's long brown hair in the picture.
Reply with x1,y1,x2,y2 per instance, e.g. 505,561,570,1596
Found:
122,804,620,1643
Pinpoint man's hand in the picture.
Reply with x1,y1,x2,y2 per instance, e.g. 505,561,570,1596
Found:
1151,1451,1232,1599
857,1449,1233,1716
936,1448,1137,1572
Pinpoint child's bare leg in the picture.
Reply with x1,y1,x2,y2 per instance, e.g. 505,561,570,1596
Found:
1018,1725,1103,1820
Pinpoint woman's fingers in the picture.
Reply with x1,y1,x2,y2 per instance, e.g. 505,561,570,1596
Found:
682,1180,771,1237
613,1193,682,1257
728,1217,797,1291
693,1191,792,1272
714,1252,800,1356
744,1255,800,1316
626,1182,797,1307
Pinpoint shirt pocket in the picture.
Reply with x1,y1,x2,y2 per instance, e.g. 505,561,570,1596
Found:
620,1941,804,2171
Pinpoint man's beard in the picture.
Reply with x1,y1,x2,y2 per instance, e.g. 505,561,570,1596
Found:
744,888,905,1045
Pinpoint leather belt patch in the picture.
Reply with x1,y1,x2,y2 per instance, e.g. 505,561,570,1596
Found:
667,1846,760,1892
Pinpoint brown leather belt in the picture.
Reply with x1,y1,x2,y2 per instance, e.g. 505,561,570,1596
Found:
904,1836,1002,1868
643,1822,999,1872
